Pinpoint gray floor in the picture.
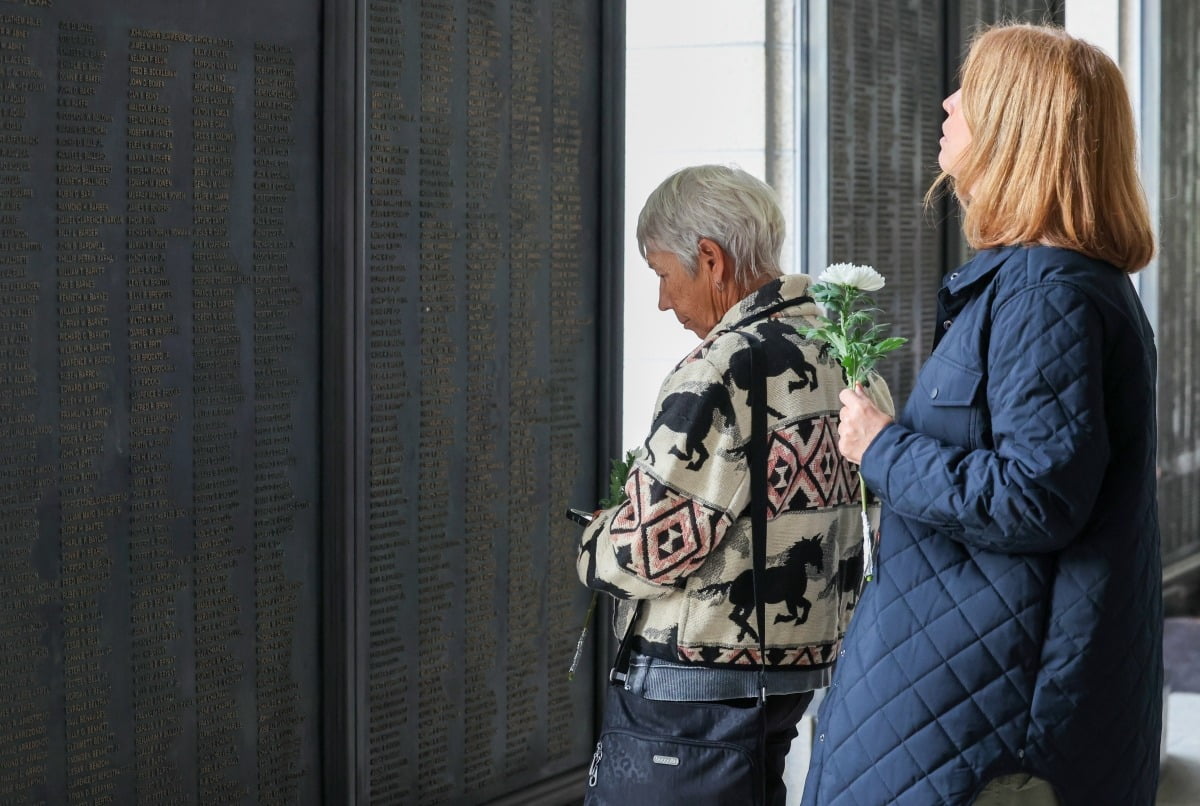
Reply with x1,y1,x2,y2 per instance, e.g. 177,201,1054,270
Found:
783,617,1200,804
1158,692,1200,805
1160,617,1200,805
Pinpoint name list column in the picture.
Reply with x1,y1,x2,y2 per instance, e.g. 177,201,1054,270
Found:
125,26,187,801
546,1,586,764
252,40,305,803
415,1,458,799
55,19,120,803
461,0,501,795
188,30,248,804
0,10,49,801
364,1,416,800
505,0,545,771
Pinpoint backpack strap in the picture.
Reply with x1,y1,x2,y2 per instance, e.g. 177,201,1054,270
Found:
739,329,770,701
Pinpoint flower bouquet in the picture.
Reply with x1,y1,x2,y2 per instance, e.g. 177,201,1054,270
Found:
802,263,906,580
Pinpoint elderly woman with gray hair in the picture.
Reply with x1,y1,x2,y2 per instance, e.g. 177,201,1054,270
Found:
576,164,891,805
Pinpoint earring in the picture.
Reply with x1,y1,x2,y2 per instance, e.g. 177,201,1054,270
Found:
715,281,724,291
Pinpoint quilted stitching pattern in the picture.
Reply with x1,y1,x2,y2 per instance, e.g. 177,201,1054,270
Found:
802,248,1162,806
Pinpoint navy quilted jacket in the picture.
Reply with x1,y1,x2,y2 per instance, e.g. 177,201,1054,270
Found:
803,246,1163,805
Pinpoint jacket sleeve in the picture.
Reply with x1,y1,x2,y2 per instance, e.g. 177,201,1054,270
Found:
861,281,1110,554
576,355,749,599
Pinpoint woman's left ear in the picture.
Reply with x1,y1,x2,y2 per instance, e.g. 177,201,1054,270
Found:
697,237,730,288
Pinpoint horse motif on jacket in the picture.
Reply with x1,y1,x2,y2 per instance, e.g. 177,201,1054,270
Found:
697,533,825,642
722,320,820,418
646,384,736,471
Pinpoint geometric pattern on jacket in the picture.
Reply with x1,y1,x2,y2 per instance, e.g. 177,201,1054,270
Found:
801,246,1163,806
577,274,893,670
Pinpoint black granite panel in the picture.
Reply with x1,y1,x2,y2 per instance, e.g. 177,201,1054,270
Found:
826,0,947,401
0,2,322,803
825,0,1065,405
0,0,608,804
360,1,601,802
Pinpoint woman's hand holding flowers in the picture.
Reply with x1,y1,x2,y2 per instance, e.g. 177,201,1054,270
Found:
837,385,893,465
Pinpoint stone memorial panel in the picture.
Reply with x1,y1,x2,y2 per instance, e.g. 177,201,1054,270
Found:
0,1,607,804
361,1,601,802
0,1,322,803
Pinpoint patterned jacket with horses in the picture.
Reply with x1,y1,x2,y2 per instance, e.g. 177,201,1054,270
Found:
577,274,893,669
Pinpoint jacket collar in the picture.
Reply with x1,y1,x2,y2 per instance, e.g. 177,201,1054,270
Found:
932,246,1018,351
711,274,817,336
944,246,1019,296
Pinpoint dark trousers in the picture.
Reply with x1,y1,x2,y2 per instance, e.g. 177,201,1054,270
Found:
719,691,815,806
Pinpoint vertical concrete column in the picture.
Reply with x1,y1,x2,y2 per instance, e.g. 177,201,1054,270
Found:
766,0,797,274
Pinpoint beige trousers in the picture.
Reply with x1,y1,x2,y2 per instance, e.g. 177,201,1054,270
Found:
971,774,1061,805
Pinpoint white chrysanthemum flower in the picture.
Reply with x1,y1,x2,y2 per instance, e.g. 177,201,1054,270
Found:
818,262,886,292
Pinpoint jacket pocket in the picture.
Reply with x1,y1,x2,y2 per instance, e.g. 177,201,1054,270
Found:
923,353,983,407
910,352,985,448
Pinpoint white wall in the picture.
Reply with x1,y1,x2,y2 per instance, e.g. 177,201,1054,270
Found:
622,1,770,447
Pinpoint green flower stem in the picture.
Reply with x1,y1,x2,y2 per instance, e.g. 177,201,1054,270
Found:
568,591,598,681
804,270,906,584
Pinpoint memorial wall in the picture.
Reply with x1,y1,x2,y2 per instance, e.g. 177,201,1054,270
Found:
0,0,608,803
359,0,602,802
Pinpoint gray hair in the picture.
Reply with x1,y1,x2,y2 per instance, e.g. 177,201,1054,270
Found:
636,164,785,286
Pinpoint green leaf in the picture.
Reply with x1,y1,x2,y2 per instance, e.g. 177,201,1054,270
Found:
800,324,834,342
599,449,637,509
841,311,873,331
826,332,851,359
